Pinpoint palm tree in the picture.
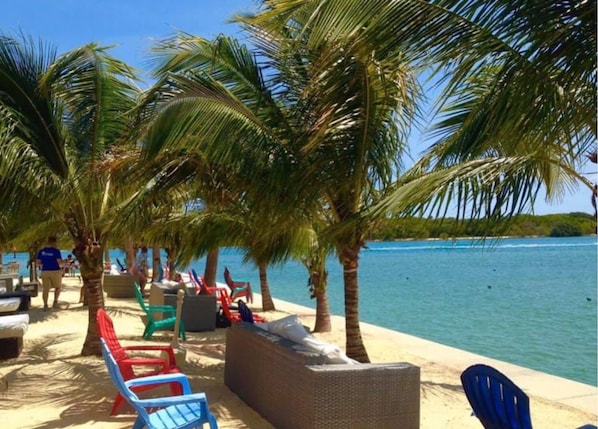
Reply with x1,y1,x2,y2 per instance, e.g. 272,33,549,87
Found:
133,23,420,361
247,0,595,192
233,0,595,360
0,34,140,355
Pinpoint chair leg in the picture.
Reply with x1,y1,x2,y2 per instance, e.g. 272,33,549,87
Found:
169,381,183,396
145,325,155,340
132,416,145,429
110,393,126,415
179,321,186,341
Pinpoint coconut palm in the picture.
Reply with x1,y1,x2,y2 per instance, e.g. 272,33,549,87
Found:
0,34,140,355
227,0,595,359
247,0,596,191
133,21,420,361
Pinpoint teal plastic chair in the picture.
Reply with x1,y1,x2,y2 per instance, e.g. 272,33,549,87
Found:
134,284,186,341
100,338,218,429
461,364,533,429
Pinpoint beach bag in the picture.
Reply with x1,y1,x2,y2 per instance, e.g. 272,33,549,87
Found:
216,307,231,328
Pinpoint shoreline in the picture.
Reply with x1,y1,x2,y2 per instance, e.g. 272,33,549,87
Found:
0,277,596,428
271,297,598,414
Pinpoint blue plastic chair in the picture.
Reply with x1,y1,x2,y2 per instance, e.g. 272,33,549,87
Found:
461,364,533,429
237,300,254,323
100,338,218,429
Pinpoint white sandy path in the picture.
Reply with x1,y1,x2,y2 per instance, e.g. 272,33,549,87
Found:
0,277,596,428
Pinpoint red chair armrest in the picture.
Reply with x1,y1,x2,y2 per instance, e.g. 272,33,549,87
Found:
119,357,170,372
122,345,177,366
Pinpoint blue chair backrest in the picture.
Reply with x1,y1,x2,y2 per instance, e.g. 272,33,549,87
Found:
100,338,150,422
237,300,254,323
461,364,532,429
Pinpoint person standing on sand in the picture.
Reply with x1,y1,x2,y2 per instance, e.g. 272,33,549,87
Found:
36,236,64,311
130,246,148,295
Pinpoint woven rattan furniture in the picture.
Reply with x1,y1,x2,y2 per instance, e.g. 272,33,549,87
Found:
103,274,137,298
224,322,420,429
149,283,217,332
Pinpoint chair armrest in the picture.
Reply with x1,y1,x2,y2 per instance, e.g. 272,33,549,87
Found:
123,345,176,364
136,392,208,408
146,305,175,315
120,357,170,371
125,373,191,393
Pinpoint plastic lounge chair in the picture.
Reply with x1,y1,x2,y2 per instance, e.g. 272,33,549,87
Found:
100,338,218,429
189,269,220,295
97,308,183,415
237,300,255,323
460,363,533,429
223,267,253,303
190,269,235,304
116,258,128,273
134,283,186,341
219,296,265,324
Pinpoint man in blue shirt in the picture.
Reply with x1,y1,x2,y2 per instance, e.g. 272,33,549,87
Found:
36,236,64,311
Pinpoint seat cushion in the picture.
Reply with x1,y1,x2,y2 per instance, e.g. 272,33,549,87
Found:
0,298,21,314
0,313,29,339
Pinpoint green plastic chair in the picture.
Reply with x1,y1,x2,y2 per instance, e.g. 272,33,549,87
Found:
134,283,186,341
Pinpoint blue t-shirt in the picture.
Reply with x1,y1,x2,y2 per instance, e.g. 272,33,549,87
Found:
37,247,63,271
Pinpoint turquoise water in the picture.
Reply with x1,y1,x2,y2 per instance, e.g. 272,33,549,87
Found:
206,236,598,386
8,236,597,385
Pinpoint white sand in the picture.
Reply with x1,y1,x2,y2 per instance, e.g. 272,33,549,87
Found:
0,277,596,428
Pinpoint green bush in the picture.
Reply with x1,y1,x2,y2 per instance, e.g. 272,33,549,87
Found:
549,222,583,237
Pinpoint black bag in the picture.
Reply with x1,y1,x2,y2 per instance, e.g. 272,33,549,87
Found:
216,307,231,328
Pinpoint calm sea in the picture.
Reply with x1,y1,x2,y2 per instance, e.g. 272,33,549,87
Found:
8,236,597,385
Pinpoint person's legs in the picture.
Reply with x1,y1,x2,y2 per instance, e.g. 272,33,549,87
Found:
49,271,62,308
41,272,50,311
131,267,147,293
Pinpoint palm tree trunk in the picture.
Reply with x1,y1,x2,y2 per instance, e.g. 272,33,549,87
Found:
313,283,331,333
125,239,135,271
258,262,276,311
75,243,106,356
341,247,370,363
204,249,219,287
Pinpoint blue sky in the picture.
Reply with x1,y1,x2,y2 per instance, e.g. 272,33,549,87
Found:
2,1,595,215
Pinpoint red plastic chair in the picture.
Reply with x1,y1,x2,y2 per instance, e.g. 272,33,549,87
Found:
223,267,253,303
219,293,265,324
189,268,222,296
96,308,183,415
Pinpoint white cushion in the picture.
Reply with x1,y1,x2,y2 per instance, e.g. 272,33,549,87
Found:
260,315,358,365
0,313,29,339
0,298,21,314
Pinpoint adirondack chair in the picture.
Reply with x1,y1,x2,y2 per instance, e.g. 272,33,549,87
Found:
461,364,533,429
219,295,265,324
96,309,183,415
100,338,218,429
134,283,186,341
223,267,253,303
190,269,231,302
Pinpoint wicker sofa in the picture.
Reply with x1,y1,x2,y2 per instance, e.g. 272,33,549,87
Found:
224,322,420,429
103,274,137,298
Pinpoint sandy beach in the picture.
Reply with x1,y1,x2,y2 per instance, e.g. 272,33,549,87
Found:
0,276,596,428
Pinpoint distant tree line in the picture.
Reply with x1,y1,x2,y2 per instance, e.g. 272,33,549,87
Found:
369,212,597,240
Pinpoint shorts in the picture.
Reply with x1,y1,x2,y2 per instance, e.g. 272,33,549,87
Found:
41,270,63,292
